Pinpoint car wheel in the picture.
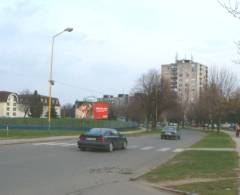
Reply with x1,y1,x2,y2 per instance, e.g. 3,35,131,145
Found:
122,141,127,149
79,147,85,151
108,143,113,152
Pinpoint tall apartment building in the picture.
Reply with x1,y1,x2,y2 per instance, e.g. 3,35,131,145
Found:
161,59,208,103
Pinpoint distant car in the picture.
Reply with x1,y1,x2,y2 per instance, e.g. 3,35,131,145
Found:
161,126,181,140
77,128,128,152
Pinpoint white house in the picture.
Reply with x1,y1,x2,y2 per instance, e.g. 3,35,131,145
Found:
0,91,22,117
0,91,61,118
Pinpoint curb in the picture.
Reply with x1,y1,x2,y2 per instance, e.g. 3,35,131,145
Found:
0,136,77,146
0,129,147,146
149,183,198,195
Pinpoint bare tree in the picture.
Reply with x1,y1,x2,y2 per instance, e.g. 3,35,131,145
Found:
130,69,177,129
219,0,240,19
190,68,237,131
219,0,240,61
127,94,145,123
18,89,32,117
61,103,75,118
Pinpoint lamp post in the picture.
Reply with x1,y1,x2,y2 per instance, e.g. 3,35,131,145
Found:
48,27,73,129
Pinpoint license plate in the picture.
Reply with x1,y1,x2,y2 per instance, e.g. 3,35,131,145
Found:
86,138,96,141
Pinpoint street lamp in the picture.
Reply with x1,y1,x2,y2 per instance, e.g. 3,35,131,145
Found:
48,27,73,129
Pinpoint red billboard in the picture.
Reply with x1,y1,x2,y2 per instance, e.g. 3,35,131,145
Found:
93,103,110,120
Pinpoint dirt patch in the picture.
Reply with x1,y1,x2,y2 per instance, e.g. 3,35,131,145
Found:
89,167,134,175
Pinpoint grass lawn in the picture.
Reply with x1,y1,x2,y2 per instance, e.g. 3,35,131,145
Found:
192,132,235,148
142,150,238,182
141,130,239,195
0,129,83,139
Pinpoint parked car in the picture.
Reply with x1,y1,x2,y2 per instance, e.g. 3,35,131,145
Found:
77,128,128,152
161,126,181,140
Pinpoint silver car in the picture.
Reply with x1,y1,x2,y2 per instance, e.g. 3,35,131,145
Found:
161,126,181,140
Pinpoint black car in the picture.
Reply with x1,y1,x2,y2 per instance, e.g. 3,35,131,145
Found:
77,128,128,152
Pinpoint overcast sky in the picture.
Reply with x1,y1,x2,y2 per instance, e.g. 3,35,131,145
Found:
1,0,240,104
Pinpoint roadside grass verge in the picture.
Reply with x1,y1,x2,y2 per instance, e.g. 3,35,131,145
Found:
174,179,238,195
192,132,235,148
0,129,83,139
0,128,152,139
141,130,239,195
142,150,238,182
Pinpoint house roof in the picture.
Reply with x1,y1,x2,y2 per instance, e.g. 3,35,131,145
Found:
0,91,16,102
19,94,60,106
0,91,60,106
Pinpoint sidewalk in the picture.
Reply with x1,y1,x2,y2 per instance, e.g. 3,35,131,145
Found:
223,130,240,195
224,130,240,152
0,129,147,146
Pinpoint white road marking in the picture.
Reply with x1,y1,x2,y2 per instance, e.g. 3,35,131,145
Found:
173,148,185,153
32,143,185,153
32,142,56,146
156,147,171,152
128,145,139,149
43,142,63,146
33,142,76,146
140,146,154,150
59,143,76,147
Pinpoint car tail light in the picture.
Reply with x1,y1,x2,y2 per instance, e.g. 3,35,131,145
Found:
79,135,85,141
97,136,105,143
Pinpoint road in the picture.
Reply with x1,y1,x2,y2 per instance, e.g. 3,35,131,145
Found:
0,129,205,195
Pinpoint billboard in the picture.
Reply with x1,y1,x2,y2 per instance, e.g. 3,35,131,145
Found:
75,102,110,119
93,103,110,120
75,102,93,119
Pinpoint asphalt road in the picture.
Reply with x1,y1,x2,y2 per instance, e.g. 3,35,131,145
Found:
0,129,205,195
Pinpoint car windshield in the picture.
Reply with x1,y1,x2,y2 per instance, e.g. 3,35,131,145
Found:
163,126,177,132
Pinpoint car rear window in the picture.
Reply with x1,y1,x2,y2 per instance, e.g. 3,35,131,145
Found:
163,127,176,132
87,128,109,136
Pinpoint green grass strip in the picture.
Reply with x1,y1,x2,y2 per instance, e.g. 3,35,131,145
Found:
175,179,238,195
142,151,238,182
192,132,235,148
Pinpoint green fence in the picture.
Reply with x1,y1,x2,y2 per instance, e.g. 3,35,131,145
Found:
0,118,138,130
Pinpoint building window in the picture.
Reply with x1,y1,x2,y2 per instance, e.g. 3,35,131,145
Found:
13,108,16,111
13,112,16,116
13,96,17,102
7,103,9,106
7,107,10,111
179,74,183,77
13,103,16,106
6,112,9,116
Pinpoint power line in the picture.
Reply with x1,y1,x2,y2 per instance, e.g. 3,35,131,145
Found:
54,80,105,95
